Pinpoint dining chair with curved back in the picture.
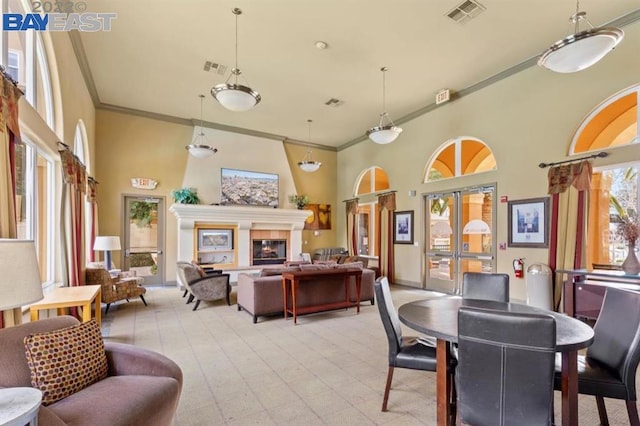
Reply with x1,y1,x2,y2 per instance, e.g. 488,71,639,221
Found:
553,286,640,426
461,272,509,302
374,276,455,412
458,306,556,426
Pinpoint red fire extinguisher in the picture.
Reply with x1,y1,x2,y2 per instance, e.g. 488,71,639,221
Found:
513,258,524,278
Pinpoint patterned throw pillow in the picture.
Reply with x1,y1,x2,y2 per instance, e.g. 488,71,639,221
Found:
24,320,108,405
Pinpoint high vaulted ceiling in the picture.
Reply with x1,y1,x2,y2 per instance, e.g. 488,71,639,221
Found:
76,0,640,149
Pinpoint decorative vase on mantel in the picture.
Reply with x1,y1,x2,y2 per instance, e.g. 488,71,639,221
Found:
622,243,640,275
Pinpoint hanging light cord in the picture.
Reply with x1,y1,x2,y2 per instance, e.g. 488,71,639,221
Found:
198,94,205,136
234,8,239,82
381,67,387,116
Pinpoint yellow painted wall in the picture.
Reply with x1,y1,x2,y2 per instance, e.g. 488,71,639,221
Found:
95,110,191,281
283,143,338,254
94,110,338,281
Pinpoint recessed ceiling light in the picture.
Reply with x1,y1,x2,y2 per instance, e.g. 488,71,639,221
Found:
315,41,328,50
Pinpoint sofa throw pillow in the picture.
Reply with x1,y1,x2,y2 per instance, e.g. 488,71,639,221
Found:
334,261,363,270
191,260,207,278
24,320,108,406
260,266,300,277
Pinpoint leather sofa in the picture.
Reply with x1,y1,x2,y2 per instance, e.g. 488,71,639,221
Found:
0,316,182,426
237,265,375,323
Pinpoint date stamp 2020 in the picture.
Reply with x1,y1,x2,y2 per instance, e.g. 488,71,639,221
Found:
30,1,87,13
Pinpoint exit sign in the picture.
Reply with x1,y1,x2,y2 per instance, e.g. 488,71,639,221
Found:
436,89,450,105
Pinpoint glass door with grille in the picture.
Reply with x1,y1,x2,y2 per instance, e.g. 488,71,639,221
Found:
424,185,495,294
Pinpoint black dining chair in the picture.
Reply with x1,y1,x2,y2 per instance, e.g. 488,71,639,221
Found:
374,277,455,412
457,306,556,426
461,272,509,302
553,286,640,426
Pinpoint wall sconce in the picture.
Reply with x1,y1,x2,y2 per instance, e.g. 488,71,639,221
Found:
313,230,321,237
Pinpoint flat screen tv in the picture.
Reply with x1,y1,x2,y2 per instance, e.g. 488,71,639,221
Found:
220,168,279,207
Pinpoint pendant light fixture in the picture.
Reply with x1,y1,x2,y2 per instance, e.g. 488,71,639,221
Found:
186,94,218,158
538,0,623,73
211,8,261,112
298,119,321,173
367,67,402,144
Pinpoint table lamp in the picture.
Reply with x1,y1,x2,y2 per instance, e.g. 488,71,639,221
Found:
93,236,121,270
0,239,44,316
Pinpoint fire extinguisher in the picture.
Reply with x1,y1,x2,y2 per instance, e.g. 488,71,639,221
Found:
513,258,525,279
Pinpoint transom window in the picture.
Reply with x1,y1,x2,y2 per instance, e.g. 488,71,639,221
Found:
425,137,496,182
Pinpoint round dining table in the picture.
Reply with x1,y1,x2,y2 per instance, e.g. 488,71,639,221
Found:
398,297,594,426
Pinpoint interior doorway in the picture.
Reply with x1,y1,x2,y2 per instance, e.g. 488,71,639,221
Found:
123,196,165,285
424,185,496,294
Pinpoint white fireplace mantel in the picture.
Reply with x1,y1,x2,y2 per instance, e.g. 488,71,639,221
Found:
169,204,312,267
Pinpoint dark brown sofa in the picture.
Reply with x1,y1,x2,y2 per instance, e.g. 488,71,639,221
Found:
237,265,375,323
0,316,182,426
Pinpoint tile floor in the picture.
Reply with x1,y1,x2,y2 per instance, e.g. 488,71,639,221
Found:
100,285,631,425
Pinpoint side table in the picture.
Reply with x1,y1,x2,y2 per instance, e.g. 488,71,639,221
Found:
0,387,42,426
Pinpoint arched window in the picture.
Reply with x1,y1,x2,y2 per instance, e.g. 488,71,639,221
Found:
355,166,390,196
571,85,638,154
425,137,496,182
575,85,639,268
353,167,390,256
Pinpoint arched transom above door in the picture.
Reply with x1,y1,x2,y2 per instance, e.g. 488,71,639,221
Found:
425,137,496,182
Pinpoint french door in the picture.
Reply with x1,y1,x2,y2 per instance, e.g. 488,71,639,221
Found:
123,196,165,285
424,185,496,294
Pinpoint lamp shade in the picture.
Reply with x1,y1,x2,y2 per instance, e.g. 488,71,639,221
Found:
367,126,403,144
538,27,624,73
0,239,44,310
298,161,321,173
186,144,218,158
93,236,121,251
211,84,261,112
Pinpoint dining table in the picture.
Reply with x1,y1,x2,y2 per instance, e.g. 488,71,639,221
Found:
398,296,594,426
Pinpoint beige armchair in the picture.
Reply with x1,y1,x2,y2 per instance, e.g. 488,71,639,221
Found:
176,262,230,310
86,267,147,314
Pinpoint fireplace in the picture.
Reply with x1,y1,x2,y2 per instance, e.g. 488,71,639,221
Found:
253,239,287,265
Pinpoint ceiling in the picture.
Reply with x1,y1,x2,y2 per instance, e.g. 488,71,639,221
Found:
75,0,640,149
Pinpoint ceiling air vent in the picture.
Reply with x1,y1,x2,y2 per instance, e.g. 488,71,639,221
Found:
324,98,344,107
446,0,485,24
203,61,227,75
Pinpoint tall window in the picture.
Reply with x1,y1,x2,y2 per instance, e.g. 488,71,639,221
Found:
354,167,390,256
14,140,54,283
3,0,58,283
575,85,640,267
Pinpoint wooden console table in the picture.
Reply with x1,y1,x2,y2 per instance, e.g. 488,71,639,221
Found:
282,268,363,324
30,285,102,325
561,269,640,320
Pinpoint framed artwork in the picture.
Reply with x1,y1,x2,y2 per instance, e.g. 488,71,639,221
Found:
304,204,332,230
507,197,549,248
198,229,233,251
393,210,414,244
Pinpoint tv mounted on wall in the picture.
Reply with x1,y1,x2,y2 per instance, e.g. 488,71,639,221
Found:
220,168,279,207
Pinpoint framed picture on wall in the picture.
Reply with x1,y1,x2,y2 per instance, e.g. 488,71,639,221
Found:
507,197,549,248
393,210,414,244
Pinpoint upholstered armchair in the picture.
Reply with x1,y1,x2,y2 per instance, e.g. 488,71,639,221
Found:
0,316,182,426
86,267,147,314
176,262,230,310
